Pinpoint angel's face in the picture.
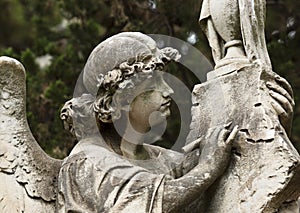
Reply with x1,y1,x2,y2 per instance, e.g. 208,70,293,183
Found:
128,72,173,133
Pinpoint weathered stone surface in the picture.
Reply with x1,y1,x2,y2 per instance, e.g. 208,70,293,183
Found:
186,63,300,212
1,0,299,209
0,57,61,213
56,32,237,213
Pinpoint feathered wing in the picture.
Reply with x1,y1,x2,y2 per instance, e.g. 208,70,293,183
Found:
0,57,62,213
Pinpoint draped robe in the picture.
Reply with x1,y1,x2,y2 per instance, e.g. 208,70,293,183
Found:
200,0,272,68
56,137,185,213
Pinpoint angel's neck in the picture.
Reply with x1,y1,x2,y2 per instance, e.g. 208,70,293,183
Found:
120,124,150,160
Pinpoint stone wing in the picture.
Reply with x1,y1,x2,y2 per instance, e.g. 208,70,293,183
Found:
0,57,62,212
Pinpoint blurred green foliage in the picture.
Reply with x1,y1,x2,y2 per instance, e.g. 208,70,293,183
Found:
0,0,299,158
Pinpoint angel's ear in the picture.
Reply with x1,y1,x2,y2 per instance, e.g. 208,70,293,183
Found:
112,91,131,119
60,99,75,136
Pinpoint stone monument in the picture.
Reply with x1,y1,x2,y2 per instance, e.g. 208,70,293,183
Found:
184,0,300,212
0,33,243,213
0,1,299,212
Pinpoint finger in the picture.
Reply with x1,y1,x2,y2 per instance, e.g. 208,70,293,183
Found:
224,121,233,129
214,128,228,148
275,75,294,98
269,91,293,114
270,101,287,118
266,82,294,107
225,125,239,145
182,137,202,153
219,129,230,142
209,125,223,141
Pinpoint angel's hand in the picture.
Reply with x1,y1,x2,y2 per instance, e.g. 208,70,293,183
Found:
266,75,295,136
200,125,239,172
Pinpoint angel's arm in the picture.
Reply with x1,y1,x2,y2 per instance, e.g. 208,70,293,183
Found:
162,126,239,212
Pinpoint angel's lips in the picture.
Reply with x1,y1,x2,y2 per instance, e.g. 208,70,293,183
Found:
159,100,171,117
160,100,171,109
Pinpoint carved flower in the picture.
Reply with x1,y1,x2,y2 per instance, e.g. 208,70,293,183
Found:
98,69,123,90
104,69,122,84
161,47,181,62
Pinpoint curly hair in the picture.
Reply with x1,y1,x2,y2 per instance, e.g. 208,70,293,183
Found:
60,94,97,139
94,47,180,123
60,32,180,137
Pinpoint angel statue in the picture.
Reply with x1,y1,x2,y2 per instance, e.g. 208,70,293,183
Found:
0,32,294,213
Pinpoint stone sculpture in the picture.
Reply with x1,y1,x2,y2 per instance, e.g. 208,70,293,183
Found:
0,1,298,212
200,0,271,69
184,0,300,212
0,31,296,212
0,57,61,212
0,32,240,212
